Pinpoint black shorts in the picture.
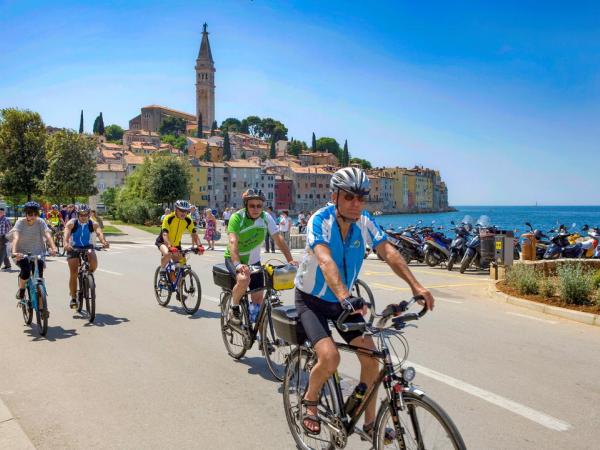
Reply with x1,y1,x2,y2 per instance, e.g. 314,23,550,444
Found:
295,288,365,346
67,245,94,260
17,259,45,281
224,257,265,291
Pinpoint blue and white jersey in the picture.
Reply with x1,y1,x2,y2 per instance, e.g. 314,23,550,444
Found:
295,204,387,303
69,219,95,248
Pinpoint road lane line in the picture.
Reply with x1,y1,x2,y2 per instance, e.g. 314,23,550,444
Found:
437,298,464,304
371,281,488,291
406,361,571,431
53,259,123,276
506,312,557,324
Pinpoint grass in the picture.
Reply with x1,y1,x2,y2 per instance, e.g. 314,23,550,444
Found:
506,264,539,295
101,224,125,235
556,264,594,305
110,220,161,235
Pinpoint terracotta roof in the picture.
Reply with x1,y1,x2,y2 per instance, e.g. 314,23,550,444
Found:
96,164,125,172
290,166,333,175
124,130,159,136
198,161,226,168
225,160,261,169
124,155,145,165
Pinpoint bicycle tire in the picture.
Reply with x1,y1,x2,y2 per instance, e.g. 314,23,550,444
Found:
36,286,48,336
22,287,33,325
261,302,291,382
85,274,96,323
282,347,341,450
219,292,248,359
76,274,84,313
351,278,376,323
178,269,201,315
153,266,172,307
374,393,466,450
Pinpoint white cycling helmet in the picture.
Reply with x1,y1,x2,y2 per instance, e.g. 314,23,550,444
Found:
330,167,371,196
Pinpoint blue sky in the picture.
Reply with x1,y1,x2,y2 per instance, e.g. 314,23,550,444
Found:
1,0,599,205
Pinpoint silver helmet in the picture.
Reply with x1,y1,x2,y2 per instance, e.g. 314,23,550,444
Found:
330,167,370,195
174,200,191,212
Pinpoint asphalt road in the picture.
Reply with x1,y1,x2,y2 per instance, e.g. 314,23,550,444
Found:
1,225,599,449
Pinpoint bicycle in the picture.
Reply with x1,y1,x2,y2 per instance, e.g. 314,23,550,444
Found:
213,261,296,381
72,245,105,323
53,224,65,256
154,247,203,315
16,254,49,336
275,296,466,450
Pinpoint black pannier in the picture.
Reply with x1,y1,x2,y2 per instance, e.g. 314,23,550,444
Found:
212,264,235,291
271,305,307,345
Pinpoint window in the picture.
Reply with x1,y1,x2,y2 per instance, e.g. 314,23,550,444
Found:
232,182,236,187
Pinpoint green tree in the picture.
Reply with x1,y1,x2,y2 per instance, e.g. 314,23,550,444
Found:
159,116,186,136
244,116,262,136
98,112,105,136
349,157,372,170
311,132,316,152
316,137,340,157
79,110,84,134
42,130,98,202
100,186,119,218
160,134,187,150
0,108,47,201
105,124,124,142
93,115,99,134
204,142,211,161
288,139,306,157
197,113,203,138
223,131,231,161
269,139,276,159
211,120,217,135
259,118,288,142
342,139,349,166
240,151,246,159
145,154,191,205
220,117,241,132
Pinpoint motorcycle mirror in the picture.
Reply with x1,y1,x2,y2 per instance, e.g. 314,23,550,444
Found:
525,222,532,229
431,220,436,224
583,224,589,231
451,220,455,225
571,223,576,229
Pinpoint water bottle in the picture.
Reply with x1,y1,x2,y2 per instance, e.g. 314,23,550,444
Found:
249,303,259,323
344,382,367,417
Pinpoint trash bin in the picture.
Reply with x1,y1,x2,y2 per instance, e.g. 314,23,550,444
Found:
520,232,535,261
480,230,496,263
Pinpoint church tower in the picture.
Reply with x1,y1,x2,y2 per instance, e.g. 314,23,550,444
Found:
195,23,215,132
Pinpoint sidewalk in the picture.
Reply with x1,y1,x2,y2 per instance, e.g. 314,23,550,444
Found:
0,399,35,449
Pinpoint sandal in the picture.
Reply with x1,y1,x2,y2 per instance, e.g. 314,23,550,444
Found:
300,397,321,435
362,422,396,444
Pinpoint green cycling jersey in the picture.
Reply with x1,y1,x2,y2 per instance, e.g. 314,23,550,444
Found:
224,209,279,264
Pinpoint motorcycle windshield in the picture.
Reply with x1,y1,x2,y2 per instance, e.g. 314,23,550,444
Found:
461,215,473,226
477,215,492,228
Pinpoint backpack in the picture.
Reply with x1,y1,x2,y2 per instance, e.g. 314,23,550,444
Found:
72,219,94,234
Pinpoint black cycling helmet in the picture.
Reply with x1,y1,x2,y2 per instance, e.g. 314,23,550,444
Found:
242,189,266,205
78,204,90,214
23,201,40,215
174,200,191,212
330,167,371,196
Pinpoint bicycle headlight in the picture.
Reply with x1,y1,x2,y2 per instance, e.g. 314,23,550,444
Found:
402,366,416,382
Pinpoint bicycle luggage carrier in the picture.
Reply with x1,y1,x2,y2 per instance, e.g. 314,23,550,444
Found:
212,264,235,291
272,305,306,345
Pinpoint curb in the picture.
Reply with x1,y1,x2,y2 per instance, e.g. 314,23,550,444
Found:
0,399,35,449
487,281,600,327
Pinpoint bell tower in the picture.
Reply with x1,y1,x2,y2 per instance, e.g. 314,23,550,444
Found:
195,23,215,132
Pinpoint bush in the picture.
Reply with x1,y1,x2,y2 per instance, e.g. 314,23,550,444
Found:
506,264,539,295
592,270,600,289
116,198,154,224
556,264,594,305
539,277,555,298
596,289,600,306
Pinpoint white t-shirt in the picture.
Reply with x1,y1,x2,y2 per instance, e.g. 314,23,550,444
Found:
279,215,291,233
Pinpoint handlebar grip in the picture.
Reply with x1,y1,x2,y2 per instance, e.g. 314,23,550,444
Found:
339,322,367,333
336,309,351,329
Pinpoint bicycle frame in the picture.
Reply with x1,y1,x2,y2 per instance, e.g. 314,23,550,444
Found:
25,258,46,312
164,259,189,292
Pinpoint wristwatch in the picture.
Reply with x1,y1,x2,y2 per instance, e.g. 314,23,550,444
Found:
235,263,243,272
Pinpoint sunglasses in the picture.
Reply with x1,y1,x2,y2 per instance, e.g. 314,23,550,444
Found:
342,192,367,203
25,211,37,216
247,203,263,209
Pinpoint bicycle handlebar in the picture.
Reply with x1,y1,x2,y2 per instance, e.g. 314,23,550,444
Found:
335,301,372,333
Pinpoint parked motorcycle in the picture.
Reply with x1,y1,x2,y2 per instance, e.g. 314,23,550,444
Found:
585,225,600,258
423,222,452,267
524,222,551,260
447,216,473,271
459,215,496,273
543,223,586,259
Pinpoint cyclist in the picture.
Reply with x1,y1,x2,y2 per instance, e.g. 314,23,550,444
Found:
11,202,57,308
64,204,109,309
225,189,298,325
294,167,435,437
155,200,202,277
46,204,64,233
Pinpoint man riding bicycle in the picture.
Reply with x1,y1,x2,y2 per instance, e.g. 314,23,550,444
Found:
225,189,298,326
12,202,57,308
294,167,435,437
156,200,202,277
46,204,64,233
64,204,109,309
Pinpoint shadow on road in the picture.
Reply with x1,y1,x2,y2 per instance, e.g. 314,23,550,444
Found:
235,356,278,383
23,326,78,342
77,313,130,327
165,304,220,320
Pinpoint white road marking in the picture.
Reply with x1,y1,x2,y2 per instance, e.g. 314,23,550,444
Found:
506,312,557,324
53,259,123,276
406,360,571,431
204,295,220,303
437,298,464,304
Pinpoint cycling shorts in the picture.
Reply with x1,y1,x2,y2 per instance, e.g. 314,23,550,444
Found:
294,288,365,346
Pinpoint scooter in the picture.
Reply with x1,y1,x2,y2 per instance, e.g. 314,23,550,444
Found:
423,223,452,267
524,222,552,260
544,223,585,259
447,217,472,271
459,215,496,273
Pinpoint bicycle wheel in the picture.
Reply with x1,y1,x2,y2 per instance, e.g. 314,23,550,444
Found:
260,302,291,382
283,348,341,450
351,278,376,322
373,393,466,450
219,292,248,359
55,234,64,256
153,266,172,307
84,274,96,323
21,287,33,325
36,286,48,336
178,269,201,315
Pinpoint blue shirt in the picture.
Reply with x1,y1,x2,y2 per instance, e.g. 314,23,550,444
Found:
70,219,94,248
295,204,387,303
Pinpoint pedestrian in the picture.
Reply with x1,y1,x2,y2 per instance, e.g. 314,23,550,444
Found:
90,209,104,229
264,206,276,253
160,207,171,222
66,204,78,221
0,207,13,270
278,210,291,247
204,208,217,250
190,205,201,227
298,210,306,233
223,207,232,229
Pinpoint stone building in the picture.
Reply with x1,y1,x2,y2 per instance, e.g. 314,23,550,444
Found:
299,152,338,167
195,23,216,131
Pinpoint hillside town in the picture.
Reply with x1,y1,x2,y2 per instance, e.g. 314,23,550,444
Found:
91,23,450,215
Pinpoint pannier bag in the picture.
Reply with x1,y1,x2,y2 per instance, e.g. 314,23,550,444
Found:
264,263,297,291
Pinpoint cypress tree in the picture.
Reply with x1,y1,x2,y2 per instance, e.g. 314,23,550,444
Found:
342,139,349,166
79,110,84,134
211,120,217,136
311,132,316,152
223,131,231,161
270,139,276,159
204,142,211,161
197,113,203,138
98,112,105,135
93,115,99,134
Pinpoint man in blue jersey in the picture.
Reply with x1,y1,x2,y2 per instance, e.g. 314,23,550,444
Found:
64,204,109,309
294,167,435,438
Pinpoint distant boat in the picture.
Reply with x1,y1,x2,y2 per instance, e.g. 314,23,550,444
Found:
373,210,383,216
